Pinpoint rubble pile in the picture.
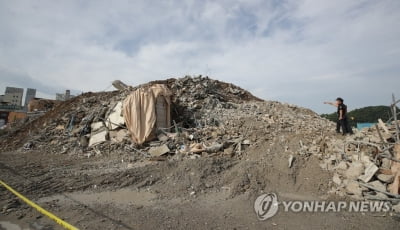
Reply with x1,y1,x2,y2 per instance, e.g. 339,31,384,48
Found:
0,91,124,153
0,76,262,155
320,121,400,202
1,75,399,205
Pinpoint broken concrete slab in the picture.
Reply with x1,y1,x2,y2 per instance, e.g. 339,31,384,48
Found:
223,146,234,157
377,174,394,184
89,130,108,147
359,163,379,183
91,122,104,132
346,181,363,196
205,142,223,153
112,80,129,91
157,133,169,142
345,162,364,180
148,144,170,157
392,203,400,213
381,158,392,169
332,173,341,185
368,180,387,192
106,102,125,130
109,129,128,143
334,161,348,172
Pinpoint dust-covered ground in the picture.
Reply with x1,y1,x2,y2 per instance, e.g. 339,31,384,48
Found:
1,148,399,230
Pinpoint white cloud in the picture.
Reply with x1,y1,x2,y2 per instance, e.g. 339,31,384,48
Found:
0,0,399,113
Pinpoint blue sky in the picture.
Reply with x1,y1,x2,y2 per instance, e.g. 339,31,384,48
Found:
0,0,399,113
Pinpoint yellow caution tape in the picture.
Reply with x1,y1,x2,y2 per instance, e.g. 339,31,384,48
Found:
0,179,79,230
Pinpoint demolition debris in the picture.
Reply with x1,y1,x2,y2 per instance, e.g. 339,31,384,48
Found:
0,75,399,209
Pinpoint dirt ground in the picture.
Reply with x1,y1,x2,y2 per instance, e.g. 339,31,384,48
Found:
1,148,399,230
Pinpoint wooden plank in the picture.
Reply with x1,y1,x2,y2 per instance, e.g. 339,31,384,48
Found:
393,94,399,141
378,119,389,135
389,144,400,194
375,124,387,144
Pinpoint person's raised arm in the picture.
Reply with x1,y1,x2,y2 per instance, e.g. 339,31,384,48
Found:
323,101,337,107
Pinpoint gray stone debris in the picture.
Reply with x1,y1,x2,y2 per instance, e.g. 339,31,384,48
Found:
345,162,364,180
89,130,108,147
148,144,170,157
106,102,125,130
377,174,394,184
4,75,399,203
359,163,379,183
320,119,400,202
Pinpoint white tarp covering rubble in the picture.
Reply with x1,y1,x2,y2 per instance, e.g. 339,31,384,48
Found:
123,84,171,145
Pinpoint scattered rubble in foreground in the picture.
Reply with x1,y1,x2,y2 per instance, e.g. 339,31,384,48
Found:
0,75,399,211
321,121,400,204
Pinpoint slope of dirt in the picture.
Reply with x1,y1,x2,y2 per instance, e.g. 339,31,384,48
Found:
1,149,399,230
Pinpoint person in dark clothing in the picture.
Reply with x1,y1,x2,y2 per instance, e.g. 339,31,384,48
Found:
324,97,354,135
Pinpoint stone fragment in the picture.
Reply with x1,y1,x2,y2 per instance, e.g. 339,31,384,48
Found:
346,181,362,196
332,173,342,185
376,174,394,184
148,144,170,157
89,130,108,147
109,129,128,143
359,163,379,183
91,122,104,132
368,180,387,192
345,162,364,180
106,102,124,130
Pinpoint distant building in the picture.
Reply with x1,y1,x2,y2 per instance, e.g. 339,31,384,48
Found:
4,87,24,106
56,90,74,101
24,88,36,108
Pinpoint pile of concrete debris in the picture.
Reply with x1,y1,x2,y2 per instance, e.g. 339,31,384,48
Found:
1,75,399,205
0,76,262,156
320,120,400,202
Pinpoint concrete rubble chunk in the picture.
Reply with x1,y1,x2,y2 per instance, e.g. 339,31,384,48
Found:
346,181,363,196
157,134,169,142
359,163,379,183
376,174,394,184
106,102,125,130
334,161,348,172
148,144,170,157
345,162,364,180
288,155,294,168
4,75,400,203
242,140,250,145
392,203,400,213
91,122,104,132
205,142,223,153
109,129,128,143
368,180,387,192
223,146,234,157
381,158,391,169
112,80,129,91
89,130,108,147
332,173,341,185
